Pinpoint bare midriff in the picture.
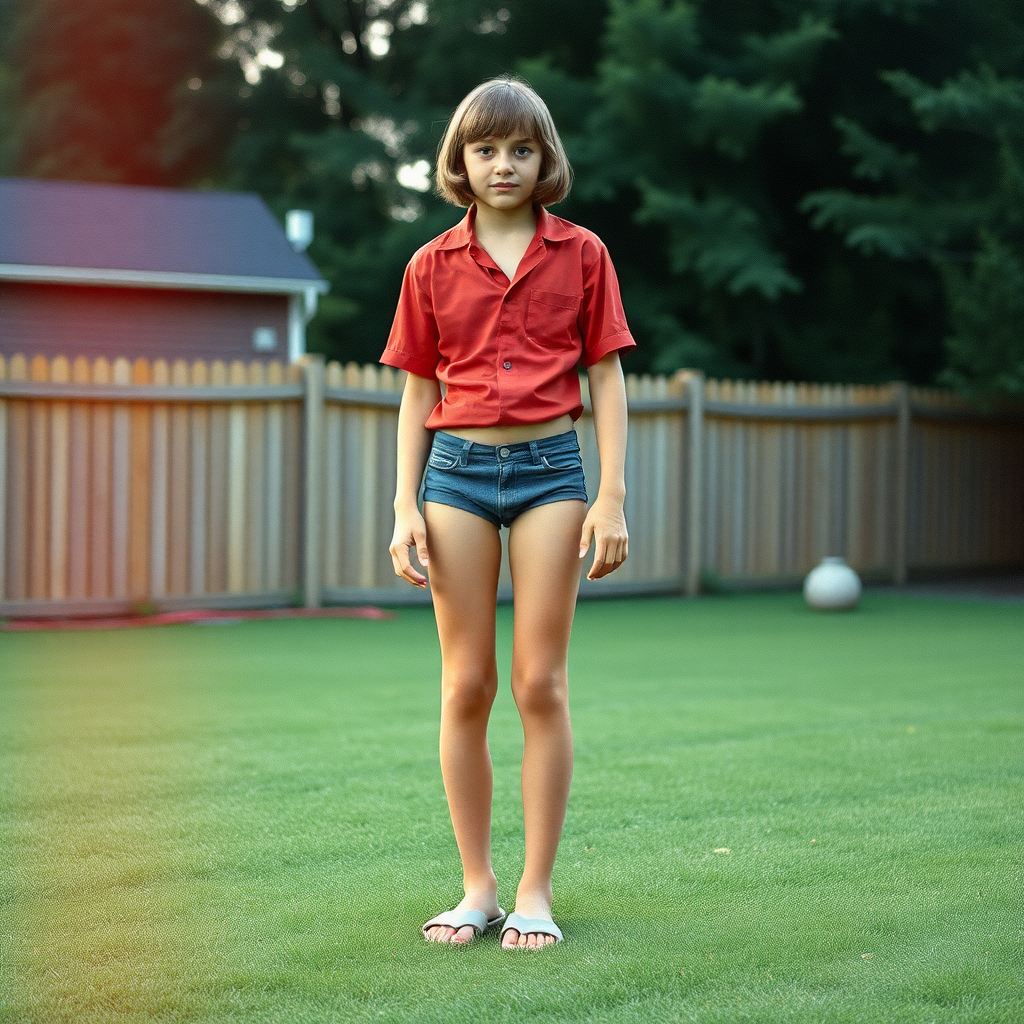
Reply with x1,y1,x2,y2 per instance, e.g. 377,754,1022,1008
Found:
442,413,574,445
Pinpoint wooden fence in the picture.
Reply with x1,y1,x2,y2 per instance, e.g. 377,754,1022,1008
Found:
1,353,1021,617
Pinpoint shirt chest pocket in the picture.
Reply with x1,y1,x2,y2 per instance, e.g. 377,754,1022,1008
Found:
527,290,580,348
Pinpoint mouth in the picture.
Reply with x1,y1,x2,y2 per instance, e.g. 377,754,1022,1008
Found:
490,183,518,191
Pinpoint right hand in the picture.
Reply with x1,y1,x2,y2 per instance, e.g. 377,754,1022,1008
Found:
389,507,429,588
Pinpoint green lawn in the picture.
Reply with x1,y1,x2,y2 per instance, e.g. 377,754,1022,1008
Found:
1,593,1021,1023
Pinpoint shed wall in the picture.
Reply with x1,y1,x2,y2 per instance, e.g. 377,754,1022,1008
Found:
0,282,290,361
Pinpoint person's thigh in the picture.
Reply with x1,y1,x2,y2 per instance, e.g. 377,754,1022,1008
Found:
424,501,503,690
507,500,588,690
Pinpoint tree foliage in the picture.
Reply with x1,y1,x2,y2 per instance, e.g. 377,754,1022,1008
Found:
801,1,1024,398
4,0,238,185
940,234,1024,403
0,1,18,175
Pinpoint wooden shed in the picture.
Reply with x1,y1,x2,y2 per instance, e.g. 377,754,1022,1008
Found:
0,177,329,363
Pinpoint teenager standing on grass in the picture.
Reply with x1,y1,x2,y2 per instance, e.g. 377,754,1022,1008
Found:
382,78,635,950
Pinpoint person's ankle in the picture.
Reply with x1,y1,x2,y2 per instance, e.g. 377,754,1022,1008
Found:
514,882,553,910
516,877,552,896
463,872,498,897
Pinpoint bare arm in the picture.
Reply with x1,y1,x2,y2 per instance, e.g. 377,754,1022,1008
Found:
580,351,629,580
389,372,441,588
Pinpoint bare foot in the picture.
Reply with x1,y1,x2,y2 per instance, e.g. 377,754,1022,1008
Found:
501,888,558,949
424,890,502,945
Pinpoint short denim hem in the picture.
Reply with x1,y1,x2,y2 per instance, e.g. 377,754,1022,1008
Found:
422,488,587,529
421,490,501,527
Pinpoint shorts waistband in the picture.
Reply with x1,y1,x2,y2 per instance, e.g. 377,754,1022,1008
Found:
431,429,579,466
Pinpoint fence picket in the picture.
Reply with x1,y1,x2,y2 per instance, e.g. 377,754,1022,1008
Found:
227,360,248,592
6,356,30,599
88,358,112,598
109,358,133,598
742,380,759,575
874,389,893,568
376,365,400,588
189,360,210,595
650,374,672,579
167,359,190,595
324,361,345,588
128,358,151,600
340,363,362,588
67,357,92,599
207,360,229,592
281,362,303,591
265,360,285,590
623,374,641,581
28,356,50,599
49,356,71,599
704,377,718,573
727,381,746,576
150,359,170,599
358,363,380,588
245,361,266,592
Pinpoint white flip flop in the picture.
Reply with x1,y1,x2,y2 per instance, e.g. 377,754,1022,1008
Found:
422,907,507,942
499,911,564,947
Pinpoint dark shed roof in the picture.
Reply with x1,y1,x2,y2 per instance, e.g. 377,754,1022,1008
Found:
0,177,328,294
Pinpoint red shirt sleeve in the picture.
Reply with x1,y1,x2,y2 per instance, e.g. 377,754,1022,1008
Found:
380,254,441,378
579,237,637,367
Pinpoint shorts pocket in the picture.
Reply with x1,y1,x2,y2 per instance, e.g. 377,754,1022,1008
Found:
427,451,460,471
540,450,583,471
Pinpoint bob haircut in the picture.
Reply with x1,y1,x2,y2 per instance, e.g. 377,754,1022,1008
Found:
435,78,573,207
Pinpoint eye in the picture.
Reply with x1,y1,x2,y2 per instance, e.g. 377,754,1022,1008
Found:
475,145,493,156
515,146,533,157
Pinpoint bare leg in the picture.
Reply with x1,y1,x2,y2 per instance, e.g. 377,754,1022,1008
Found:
421,502,503,943
502,499,587,948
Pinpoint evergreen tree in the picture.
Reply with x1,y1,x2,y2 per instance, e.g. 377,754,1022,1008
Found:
0,0,18,174
940,234,1024,403
6,0,238,185
801,0,1024,397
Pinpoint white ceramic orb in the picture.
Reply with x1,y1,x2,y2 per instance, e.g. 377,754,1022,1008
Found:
803,556,862,610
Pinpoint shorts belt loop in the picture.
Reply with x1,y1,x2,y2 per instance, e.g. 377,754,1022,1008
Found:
459,440,473,467
529,441,541,466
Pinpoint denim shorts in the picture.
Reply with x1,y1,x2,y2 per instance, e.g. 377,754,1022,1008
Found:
422,429,588,528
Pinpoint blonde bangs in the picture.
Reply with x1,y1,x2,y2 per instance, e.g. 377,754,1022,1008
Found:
435,78,573,207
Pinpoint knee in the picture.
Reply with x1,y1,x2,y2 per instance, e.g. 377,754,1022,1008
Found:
441,670,497,721
511,668,568,718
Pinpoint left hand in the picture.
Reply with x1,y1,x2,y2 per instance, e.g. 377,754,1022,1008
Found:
579,497,628,580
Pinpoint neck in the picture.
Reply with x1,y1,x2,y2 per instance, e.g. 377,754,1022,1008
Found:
472,200,538,235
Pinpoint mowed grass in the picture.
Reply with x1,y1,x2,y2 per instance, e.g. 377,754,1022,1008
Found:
0,592,1021,1024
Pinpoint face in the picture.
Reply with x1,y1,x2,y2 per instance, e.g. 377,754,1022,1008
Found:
461,134,543,213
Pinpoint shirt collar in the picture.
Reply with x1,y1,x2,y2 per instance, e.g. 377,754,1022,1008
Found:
436,204,575,251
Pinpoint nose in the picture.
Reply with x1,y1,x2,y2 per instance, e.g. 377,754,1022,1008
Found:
494,148,514,174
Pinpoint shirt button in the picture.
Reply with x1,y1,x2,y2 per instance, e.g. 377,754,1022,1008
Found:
499,447,510,458
502,361,512,370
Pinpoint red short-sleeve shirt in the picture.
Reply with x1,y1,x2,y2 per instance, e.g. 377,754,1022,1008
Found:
380,204,636,430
